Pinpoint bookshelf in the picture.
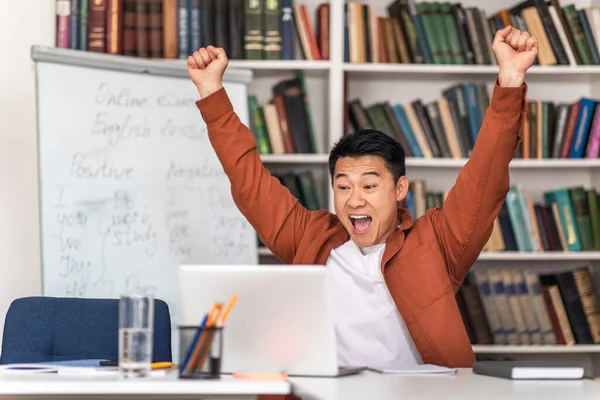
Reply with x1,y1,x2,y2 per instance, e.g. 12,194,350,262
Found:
249,0,600,371
51,0,600,373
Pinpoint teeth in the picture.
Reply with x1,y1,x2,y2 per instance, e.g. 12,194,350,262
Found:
350,215,370,219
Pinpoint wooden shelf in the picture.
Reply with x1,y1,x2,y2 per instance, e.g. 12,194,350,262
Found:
260,154,329,164
342,63,600,75
473,345,600,354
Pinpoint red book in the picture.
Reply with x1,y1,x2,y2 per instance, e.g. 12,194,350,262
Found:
88,0,108,52
55,0,71,48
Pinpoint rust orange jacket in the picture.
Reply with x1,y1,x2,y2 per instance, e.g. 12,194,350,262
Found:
196,80,526,369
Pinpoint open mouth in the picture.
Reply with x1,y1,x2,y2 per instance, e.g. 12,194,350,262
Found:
349,215,372,234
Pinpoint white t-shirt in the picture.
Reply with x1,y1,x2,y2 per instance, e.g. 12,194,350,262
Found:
325,239,423,369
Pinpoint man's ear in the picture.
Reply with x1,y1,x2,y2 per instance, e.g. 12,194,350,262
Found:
396,176,409,202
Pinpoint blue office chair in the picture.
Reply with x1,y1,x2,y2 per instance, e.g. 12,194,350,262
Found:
0,296,172,364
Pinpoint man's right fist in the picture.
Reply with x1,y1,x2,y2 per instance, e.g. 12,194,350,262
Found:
187,46,229,98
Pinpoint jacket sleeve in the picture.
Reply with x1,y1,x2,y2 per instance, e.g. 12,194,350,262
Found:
196,87,316,263
428,80,527,290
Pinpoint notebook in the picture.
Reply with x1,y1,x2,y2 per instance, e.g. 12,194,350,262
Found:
472,361,585,380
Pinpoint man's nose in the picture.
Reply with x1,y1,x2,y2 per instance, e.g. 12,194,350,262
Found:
348,190,366,208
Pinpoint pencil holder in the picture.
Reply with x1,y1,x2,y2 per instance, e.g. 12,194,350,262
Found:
178,325,223,379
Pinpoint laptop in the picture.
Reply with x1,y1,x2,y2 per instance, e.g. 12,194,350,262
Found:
178,264,366,377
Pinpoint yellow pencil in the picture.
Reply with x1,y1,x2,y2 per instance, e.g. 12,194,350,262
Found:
151,362,174,370
217,295,238,327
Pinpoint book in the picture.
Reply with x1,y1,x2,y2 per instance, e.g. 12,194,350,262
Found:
473,361,584,380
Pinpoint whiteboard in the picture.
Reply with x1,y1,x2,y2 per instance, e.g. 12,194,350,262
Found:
32,46,257,356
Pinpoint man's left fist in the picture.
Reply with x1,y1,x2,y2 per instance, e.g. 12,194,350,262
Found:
492,25,538,87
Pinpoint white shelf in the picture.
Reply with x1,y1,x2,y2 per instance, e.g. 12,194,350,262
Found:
228,59,331,71
342,63,600,75
473,345,600,354
260,154,329,164
406,158,600,169
258,247,273,256
479,251,600,261
258,156,600,168
259,247,600,261
158,58,330,71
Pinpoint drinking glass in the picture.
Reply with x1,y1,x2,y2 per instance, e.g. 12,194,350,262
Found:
119,293,154,378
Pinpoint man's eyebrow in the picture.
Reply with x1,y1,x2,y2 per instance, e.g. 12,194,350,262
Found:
334,171,380,180
363,171,380,177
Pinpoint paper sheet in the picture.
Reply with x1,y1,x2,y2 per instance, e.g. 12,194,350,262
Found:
369,364,457,375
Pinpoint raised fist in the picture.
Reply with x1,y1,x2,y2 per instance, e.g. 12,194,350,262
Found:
187,46,229,98
492,26,538,87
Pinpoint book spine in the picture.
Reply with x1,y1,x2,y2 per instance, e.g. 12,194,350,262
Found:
215,0,230,52
136,0,150,57
282,0,295,60
317,4,330,60
263,0,282,59
56,0,71,49
79,0,89,50
532,0,569,65
228,0,245,59
555,271,594,344
201,0,213,49
106,0,123,55
123,0,137,56
162,0,178,58
148,0,163,58
88,0,107,52
70,0,79,49
177,0,187,58
563,5,594,65
244,0,263,59
524,270,556,344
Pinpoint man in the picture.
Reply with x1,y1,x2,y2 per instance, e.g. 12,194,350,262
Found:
186,26,537,370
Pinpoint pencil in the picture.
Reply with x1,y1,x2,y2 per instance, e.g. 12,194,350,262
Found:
151,362,174,370
196,295,238,372
217,295,238,327
185,303,222,374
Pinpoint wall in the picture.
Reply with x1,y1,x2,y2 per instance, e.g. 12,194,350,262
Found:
0,1,54,351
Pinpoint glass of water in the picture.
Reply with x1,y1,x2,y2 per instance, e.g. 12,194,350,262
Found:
118,293,154,378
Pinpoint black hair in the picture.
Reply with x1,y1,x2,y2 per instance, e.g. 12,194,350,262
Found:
328,128,406,183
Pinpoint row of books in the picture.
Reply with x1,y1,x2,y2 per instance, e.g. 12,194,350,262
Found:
347,82,600,160
458,267,600,346
346,82,488,159
402,180,600,253
54,0,329,60
248,72,319,154
491,185,600,253
516,97,600,160
348,0,600,66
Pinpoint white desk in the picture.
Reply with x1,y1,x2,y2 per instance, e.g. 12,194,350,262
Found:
0,371,290,400
289,369,600,400
1,369,600,400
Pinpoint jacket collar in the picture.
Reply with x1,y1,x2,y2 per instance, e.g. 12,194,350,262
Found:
381,207,414,269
